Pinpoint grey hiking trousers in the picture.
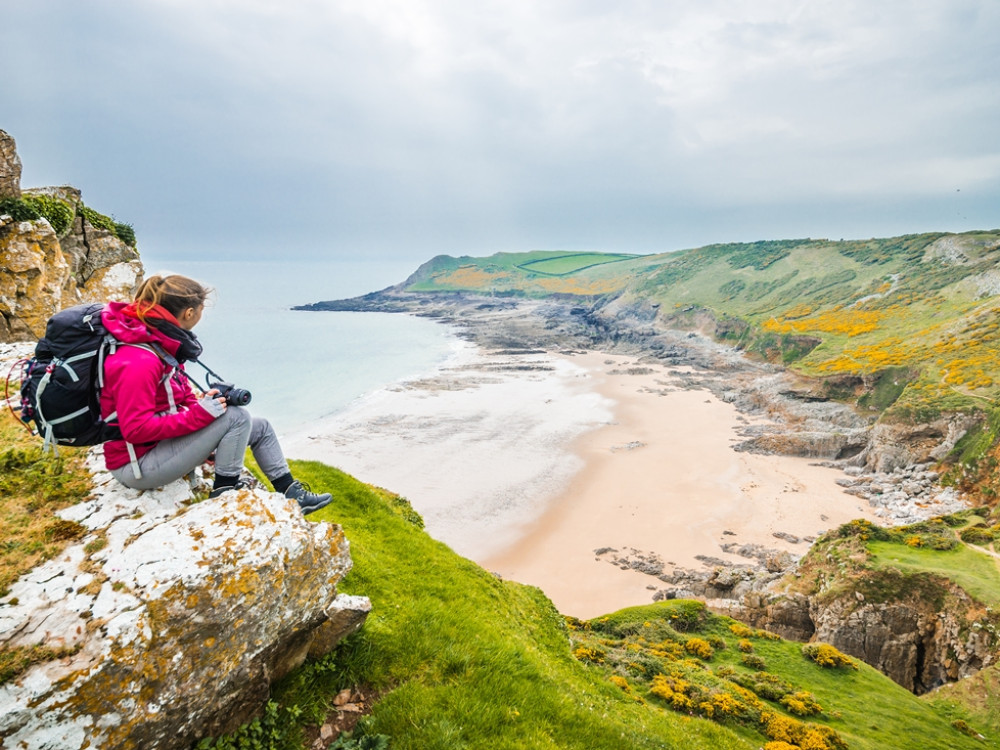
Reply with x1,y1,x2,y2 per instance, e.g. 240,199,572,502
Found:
109,406,290,491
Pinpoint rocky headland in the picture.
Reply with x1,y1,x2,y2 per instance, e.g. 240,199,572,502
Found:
298,285,996,694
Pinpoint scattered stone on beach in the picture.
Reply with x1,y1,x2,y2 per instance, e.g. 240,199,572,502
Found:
720,543,768,562
696,554,732,568
590,537,809,608
610,440,646,452
608,366,657,376
596,546,666,577
772,531,802,544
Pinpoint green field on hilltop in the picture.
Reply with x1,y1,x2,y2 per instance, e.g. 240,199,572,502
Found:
515,252,641,276
404,250,654,296
867,541,1000,607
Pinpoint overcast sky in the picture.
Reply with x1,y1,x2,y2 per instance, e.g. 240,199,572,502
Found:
3,0,998,265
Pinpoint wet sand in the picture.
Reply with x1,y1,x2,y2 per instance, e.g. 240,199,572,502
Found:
484,352,879,618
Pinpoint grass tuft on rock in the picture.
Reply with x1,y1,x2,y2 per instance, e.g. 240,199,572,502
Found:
0,411,92,598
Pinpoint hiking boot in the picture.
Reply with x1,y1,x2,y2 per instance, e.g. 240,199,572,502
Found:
208,479,249,499
285,480,333,514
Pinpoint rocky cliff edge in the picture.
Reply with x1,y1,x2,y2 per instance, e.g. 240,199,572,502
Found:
0,130,143,341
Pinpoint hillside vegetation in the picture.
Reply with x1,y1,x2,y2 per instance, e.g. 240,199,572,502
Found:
401,231,1000,492
4,404,995,748
196,460,993,749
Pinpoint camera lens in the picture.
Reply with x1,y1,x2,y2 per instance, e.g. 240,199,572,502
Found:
227,388,252,406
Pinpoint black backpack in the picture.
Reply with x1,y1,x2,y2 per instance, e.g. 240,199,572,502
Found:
17,303,124,450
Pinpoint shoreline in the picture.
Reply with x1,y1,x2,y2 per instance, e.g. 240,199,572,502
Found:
282,344,614,561
284,339,884,618
285,293,970,619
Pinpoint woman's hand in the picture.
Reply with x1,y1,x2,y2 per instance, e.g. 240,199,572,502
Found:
197,391,228,418
205,388,227,409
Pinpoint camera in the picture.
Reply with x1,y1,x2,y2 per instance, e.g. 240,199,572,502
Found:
209,381,252,407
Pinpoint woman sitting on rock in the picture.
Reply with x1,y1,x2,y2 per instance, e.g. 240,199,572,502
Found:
99,273,332,514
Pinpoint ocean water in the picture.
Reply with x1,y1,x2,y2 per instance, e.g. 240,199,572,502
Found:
137,256,460,435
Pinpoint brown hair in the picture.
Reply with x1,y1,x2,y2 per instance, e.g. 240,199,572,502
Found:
133,274,213,321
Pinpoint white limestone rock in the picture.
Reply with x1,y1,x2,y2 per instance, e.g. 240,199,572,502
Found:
0,449,370,749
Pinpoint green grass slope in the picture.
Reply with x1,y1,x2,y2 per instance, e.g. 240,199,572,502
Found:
284,461,750,750
202,461,993,750
927,663,1000,738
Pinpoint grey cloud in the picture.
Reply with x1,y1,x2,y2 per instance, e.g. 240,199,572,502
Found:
2,0,997,263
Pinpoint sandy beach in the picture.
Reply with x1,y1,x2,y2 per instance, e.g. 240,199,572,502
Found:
285,346,879,619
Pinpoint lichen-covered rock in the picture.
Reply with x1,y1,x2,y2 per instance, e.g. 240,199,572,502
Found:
77,259,144,306
0,217,73,340
0,129,21,198
0,450,369,749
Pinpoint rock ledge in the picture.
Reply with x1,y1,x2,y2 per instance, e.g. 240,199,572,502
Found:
0,449,369,749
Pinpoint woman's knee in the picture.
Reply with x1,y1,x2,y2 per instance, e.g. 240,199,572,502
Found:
222,405,252,433
249,415,275,442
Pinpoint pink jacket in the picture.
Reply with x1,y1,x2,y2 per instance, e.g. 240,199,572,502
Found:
99,302,216,471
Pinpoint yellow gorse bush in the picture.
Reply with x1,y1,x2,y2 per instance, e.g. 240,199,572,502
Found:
763,307,882,337
609,675,630,691
802,643,858,670
761,711,847,750
780,691,823,716
572,645,605,663
684,637,714,660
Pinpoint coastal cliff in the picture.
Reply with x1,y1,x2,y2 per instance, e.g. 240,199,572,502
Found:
732,517,1000,695
296,242,1000,703
0,130,142,341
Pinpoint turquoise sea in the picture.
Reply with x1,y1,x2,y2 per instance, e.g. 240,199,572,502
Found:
138,256,460,435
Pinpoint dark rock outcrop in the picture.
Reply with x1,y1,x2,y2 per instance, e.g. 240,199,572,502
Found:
735,573,999,694
861,414,982,473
